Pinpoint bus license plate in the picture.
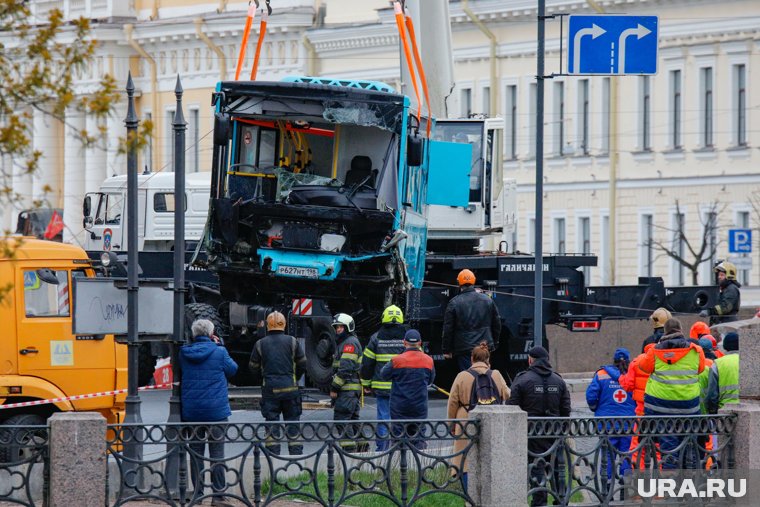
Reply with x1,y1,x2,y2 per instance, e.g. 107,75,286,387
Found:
277,265,319,278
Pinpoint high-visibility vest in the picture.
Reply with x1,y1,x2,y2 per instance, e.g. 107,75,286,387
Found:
645,347,701,413
715,353,740,408
698,358,713,414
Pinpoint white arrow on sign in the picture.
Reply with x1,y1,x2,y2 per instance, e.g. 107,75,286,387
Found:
573,24,606,74
617,24,652,74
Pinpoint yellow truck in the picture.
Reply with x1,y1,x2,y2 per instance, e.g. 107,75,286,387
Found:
0,238,127,456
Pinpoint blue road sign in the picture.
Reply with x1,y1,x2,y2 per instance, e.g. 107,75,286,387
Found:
729,229,752,253
568,15,658,75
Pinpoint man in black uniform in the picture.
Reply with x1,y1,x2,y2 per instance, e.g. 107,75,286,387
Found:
360,305,407,452
442,269,501,372
330,313,363,452
700,261,741,325
508,346,571,507
249,311,307,455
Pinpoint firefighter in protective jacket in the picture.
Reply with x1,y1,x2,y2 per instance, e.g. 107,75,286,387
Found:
700,261,741,325
330,313,363,451
360,305,406,451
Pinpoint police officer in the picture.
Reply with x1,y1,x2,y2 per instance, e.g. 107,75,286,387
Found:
330,313,363,452
249,311,306,455
700,261,741,325
442,269,501,372
360,305,406,452
508,346,571,507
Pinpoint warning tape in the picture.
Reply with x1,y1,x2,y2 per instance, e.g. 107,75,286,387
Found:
0,383,178,410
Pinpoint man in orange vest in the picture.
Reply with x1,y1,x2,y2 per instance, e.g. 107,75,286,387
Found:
620,342,659,468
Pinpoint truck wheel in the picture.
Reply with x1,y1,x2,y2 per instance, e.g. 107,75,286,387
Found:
0,414,46,464
184,303,225,341
305,317,335,392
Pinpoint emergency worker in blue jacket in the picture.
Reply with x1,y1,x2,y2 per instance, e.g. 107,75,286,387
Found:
180,318,238,502
586,348,636,488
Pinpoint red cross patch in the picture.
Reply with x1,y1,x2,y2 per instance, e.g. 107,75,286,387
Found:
613,389,627,403
343,344,355,354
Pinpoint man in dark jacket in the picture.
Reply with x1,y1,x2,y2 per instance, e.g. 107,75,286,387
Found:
380,329,435,449
330,313,363,452
360,305,407,451
508,346,571,507
701,261,741,325
442,269,501,371
249,311,307,455
180,319,238,506
641,307,671,352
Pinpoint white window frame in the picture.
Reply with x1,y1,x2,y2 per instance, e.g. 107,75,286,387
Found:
553,81,565,156
552,213,567,255
699,66,714,149
460,84,473,118
576,212,592,280
731,61,749,147
188,106,200,173
527,82,537,158
503,81,518,160
668,68,683,150
639,76,651,151
599,78,610,154
638,209,655,278
599,210,610,285
165,107,176,168
670,209,687,286
699,206,719,283
577,79,590,156
525,213,536,254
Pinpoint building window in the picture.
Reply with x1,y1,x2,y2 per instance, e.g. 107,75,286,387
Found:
554,82,565,156
578,79,590,155
482,86,490,116
528,83,537,158
738,211,750,285
701,67,713,148
554,217,566,254
600,214,609,284
166,109,175,167
735,64,747,146
670,70,682,149
601,78,610,154
672,212,685,286
527,217,536,254
640,214,654,277
578,216,591,280
461,88,472,117
505,85,517,160
640,76,651,151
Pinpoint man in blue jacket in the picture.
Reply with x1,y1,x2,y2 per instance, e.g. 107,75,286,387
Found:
380,329,435,448
586,348,636,488
180,319,238,506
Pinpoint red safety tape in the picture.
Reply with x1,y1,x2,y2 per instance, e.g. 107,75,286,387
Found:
0,382,178,410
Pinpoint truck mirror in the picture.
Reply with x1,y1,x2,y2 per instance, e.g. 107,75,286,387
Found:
214,113,231,146
83,216,94,230
83,195,91,218
36,268,60,285
407,133,423,167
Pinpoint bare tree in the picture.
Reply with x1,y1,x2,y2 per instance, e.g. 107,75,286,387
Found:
649,200,724,285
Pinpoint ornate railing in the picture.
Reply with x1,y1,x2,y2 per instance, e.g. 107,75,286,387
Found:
106,419,479,506
0,422,49,507
527,414,737,506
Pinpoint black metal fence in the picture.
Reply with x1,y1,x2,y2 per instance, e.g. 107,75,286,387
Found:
0,423,49,507
105,419,479,506
527,414,737,506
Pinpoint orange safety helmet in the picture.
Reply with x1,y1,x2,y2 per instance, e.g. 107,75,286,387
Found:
457,269,476,286
689,321,710,339
266,311,286,331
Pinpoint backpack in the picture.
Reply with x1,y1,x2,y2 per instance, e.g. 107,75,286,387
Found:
466,368,503,411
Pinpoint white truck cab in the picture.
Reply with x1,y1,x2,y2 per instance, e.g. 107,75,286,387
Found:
82,172,210,252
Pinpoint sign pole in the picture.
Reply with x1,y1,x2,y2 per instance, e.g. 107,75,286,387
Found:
533,0,546,349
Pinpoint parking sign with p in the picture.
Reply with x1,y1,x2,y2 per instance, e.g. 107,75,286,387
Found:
729,229,752,253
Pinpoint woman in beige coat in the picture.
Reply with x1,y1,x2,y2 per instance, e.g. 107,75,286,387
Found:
447,342,510,491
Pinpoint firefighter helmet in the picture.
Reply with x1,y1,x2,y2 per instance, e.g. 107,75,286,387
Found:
332,313,355,333
266,311,286,331
714,261,737,281
381,305,404,325
689,321,710,339
457,269,476,286
649,307,672,328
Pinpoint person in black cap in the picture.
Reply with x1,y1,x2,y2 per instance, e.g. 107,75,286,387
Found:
508,346,571,506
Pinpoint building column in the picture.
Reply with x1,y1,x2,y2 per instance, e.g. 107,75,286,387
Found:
84,114,107,194
107,96,127,176
32,108,63,207
64,108,87,244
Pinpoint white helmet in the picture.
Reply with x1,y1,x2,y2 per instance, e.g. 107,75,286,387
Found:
332,313,355,333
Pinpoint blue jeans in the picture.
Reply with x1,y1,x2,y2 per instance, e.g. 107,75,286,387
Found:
456,354,472,372
376,395,391,452
604,436,632,481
